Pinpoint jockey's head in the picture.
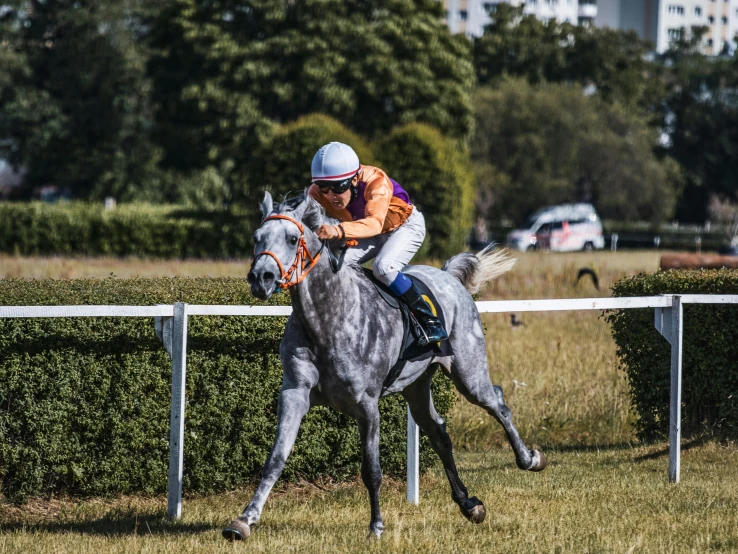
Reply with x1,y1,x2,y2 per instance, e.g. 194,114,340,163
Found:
311,142,360,211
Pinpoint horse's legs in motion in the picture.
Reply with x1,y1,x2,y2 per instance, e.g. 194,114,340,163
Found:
450,358,547,472
402,367,486,523
222,383,312,540
356,399,385,538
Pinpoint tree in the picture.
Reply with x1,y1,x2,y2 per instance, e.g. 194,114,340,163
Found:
473,5,662,110
0,0,163,201
146,0,475,193
658,31,738,222
472,79,680,225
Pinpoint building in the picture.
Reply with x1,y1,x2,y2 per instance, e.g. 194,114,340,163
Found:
596,0,738,54
444,0,738,54
444,0,597,38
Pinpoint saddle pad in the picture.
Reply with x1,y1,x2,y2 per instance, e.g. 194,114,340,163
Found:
359,268,452,392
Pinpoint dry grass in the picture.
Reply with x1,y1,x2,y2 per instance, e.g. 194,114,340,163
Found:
5,250,737,552
2,444,737,553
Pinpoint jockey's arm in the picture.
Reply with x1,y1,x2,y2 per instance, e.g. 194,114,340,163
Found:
308,176,392,239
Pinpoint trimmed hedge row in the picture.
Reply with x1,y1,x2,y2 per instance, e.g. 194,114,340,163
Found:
608,270,738,440
0,278,455,501
0,202,254,259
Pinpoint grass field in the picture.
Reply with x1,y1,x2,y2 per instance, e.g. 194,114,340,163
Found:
4,250,738,552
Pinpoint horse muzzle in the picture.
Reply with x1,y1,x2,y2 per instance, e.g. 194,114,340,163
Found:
246,263,281,300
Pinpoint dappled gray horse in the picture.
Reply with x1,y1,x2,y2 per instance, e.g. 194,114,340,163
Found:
223,193,547,540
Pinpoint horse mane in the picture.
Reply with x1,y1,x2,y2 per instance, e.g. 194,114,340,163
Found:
275,192,339,232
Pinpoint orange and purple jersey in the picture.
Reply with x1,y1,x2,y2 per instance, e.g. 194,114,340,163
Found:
308,165,413,239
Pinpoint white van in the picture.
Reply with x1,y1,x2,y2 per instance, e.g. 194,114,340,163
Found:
506,203,605,252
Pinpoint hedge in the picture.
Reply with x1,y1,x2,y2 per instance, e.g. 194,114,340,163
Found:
249,114,377,202
0,278,455,502
0,202,254,259
376,123,475,259
607,269,738,441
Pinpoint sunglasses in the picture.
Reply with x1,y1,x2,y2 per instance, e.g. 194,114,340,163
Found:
316,177,353,195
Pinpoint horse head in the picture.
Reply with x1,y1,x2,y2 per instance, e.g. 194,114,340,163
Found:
247,191,326,300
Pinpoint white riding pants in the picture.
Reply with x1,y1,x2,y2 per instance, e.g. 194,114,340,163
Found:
343,208,426,286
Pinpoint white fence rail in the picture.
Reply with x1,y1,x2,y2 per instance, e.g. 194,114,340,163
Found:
2,294,737,518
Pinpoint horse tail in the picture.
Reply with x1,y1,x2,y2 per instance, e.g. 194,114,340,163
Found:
441,244,515,295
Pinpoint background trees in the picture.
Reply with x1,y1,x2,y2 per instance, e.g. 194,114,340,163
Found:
2,0,737,231
472,79,679,225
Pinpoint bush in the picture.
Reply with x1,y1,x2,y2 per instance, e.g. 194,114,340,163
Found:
0,278,455,502
607,270,738,441
376,124,476,259
245,114,376,204
0,202,255,259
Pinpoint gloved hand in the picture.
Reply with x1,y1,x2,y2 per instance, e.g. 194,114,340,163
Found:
316,224,340,240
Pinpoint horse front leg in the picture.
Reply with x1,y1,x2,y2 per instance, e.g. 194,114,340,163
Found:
222,383,312,541
356,399,385,539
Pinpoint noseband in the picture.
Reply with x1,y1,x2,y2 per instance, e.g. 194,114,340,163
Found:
253,214,323,290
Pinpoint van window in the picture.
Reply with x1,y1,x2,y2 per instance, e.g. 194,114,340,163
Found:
551,221,564,230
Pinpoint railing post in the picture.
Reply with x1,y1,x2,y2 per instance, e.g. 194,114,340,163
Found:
167,302,189,519
669,295,683,484
407,407,419,504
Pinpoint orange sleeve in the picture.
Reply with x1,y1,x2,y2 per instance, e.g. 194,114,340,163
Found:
339,175,392,239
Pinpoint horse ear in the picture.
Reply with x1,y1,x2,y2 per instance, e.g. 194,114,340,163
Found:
302,196,324,231
260,191,273,219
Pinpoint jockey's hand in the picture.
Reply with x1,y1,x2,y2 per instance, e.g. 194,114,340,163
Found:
316,224,339,240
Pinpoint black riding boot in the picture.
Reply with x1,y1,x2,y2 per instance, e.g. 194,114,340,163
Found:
399,283,449,346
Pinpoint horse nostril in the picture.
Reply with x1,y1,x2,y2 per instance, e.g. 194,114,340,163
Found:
247,271,256,285
262,271,275,283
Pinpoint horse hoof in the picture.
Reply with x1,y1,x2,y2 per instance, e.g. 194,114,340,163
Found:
461,497,486,524
222,518,251,541
529,449,548,472
367,522,385,540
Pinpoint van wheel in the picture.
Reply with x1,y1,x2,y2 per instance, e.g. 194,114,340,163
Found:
526,245,537,252
582,242,594,252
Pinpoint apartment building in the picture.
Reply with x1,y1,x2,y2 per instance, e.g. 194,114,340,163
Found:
596,0,738,54
443,0,597,37
444,0,738,54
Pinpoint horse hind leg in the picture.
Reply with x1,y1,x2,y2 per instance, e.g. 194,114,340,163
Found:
402,367,486,524
448,358,547,472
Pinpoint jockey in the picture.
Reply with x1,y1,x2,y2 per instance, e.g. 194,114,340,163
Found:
308,142,448,345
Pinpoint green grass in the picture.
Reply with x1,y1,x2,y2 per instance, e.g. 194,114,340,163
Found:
1,444,737,553
4,250,737,552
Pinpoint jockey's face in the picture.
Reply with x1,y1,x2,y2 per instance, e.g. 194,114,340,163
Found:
325,175,358,210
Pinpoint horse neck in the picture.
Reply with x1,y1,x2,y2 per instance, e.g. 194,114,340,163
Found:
288,239,359,335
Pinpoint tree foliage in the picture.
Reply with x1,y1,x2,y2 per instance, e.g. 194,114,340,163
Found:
0,0,163,201
472,79,680,225
473,5,663,109
658,34,738,222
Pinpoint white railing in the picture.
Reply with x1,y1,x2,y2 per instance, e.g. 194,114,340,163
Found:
2,294,737,518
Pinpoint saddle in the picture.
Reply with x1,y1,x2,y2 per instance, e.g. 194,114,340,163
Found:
359,268,453,392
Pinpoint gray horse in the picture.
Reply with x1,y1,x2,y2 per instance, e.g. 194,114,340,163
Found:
223,192,547,540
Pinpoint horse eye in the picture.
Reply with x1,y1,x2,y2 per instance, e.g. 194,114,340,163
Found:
289,236,298,245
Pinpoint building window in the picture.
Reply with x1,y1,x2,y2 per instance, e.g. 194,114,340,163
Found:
483,2,497,12
667,28,683,41
695,6,702,15
708,15,715,23
707,38,714,46
667,5,684,15
459,10,468,20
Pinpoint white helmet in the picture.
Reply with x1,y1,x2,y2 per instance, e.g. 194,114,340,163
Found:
311,142,360,182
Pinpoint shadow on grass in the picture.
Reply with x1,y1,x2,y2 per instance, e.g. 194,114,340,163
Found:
1,511,215,537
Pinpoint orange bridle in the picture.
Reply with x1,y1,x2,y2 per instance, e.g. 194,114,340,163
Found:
253,214,323,290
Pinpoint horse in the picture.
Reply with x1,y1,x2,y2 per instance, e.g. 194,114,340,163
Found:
223,192,547,540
